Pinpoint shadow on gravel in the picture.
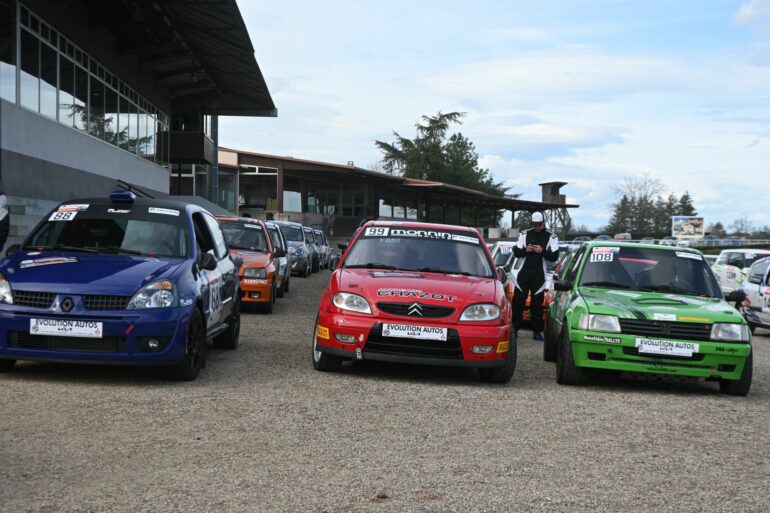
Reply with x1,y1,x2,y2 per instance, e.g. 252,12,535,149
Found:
581,370,722,396
333,360,503,387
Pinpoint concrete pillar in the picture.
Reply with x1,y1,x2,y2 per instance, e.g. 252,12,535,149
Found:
208,115,219,204
276,163,284,212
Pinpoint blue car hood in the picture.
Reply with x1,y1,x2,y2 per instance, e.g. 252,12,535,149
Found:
2,252,185,296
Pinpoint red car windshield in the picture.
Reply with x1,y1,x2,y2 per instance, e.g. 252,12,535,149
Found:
342,226,494,278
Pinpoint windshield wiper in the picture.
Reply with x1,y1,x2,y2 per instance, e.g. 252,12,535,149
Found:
638,284,707,297
47,244,99,253
581,281,631,289
94,246,143,256
413,267,472,276
345,263,403,270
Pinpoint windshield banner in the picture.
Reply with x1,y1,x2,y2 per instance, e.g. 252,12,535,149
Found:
363,227,479,245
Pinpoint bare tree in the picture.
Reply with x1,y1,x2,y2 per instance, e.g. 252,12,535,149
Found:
731,215,754,236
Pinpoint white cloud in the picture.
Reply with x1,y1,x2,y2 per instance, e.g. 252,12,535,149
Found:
480,27,552,43
734,0,770,25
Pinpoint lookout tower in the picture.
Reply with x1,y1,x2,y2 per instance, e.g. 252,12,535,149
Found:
539,181,572,236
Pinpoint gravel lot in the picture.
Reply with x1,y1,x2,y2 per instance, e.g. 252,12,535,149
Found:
1,271,769,513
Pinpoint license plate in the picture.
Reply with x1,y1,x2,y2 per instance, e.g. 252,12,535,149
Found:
30,318,103,338
635,337,698,357
382,323,447,341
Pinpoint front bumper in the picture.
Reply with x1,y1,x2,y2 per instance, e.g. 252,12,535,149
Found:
240,277,273,304
315,311,511,368
569,329,751,380
0,305,193,365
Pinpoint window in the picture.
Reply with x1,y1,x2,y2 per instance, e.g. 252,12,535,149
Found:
0,0,16,103
39,40,56,119
19,28,38,111
203,214,227,259
58,56,75,126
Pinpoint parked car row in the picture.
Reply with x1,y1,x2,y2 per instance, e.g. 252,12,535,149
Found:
0,191,337,381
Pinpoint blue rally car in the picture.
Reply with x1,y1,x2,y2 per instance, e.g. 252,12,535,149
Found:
0,191,241,380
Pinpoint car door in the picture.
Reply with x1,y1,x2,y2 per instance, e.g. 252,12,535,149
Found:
747,260,770,326
551,246,586,335
724,252,746,293
203,214,237,325
713,252,728,288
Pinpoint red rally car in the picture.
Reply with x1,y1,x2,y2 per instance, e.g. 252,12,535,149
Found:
311,221,516,383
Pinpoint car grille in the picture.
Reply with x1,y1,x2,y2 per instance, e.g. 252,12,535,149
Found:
622,346,705,361
376,302,455,319
619,319,712,342
9,332,127,353
83,295,131,311
364,323,463,359
12,291,56,309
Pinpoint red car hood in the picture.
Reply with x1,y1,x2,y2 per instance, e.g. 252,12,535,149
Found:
229,249,270,268
334,268,500,313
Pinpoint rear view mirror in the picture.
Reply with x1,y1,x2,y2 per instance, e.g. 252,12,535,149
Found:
725,290,746,303
273,248,287,258
5,244,20,257
554,280,573,292
338,242,349,250
200,252,218,271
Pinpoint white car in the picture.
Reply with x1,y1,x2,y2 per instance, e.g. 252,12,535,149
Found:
712,248,770,294
490,240,516,269
742,256,770,333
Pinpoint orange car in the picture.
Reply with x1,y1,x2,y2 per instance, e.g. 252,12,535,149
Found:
216,216,282,313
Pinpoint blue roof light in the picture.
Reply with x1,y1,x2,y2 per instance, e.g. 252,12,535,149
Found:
110,190,136,203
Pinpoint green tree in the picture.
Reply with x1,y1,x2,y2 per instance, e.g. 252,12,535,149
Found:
707,221,726,237
375,112,508,196
678,191,697,216
607,194,632,234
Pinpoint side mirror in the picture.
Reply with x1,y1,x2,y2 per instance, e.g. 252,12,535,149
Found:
748,275,762,285
200,251,218,271
725,290,746,303
497,266,508,284
273,248,286,258
338,242,349,250
554,280,574,292
5,244,20,257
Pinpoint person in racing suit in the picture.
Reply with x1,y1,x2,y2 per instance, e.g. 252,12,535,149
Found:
511,212,559,340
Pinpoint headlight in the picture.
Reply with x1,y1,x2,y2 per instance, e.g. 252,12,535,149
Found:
460,303,500,321
295,245,307,256
332,292,371,314
243,267,267,279
710,323,750,342
578,313,621,333
128,279,177,309
0,273,13,304
287,246,297,254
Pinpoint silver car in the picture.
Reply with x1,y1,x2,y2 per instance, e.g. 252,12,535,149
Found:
304,226,321,273
266,221,292,296
274,221,312,278
314,229,329,269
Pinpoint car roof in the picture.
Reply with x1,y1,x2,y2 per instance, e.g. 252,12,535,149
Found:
215,215,265,226
272,220,303,227
720,248,770,254
62,197,194,211
364,220,480,234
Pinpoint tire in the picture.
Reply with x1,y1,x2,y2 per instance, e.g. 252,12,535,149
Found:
303,261,311,278
311,317,342,372
720,351,752,396
556,326,587,386
312,258,320,273
478,330,517,384
213,295,240,350
284,277,290,294
276,277,284,298
259,285,275,314
0,359,16,372
543,315,557,362
167,308,206,381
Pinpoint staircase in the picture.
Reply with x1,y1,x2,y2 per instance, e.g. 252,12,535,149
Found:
4,196,58,250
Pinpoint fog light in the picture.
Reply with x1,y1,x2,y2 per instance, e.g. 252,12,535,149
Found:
147,338,161,350
335,333,356,344
471,345,494,354
249,292,261,299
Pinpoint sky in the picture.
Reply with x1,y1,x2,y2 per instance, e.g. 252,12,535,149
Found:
221,0,770,232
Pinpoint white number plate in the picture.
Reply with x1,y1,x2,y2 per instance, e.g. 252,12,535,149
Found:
382,323,447,341
30,318,103,338
636,338,698,357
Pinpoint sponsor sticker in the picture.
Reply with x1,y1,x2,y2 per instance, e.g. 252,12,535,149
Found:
382,323,448,341
316,325,330,340
496,340,510,353
652,312,677,321
107,208,131,214
584,335,622,344
49,211,77,222
148,207,180,217
377,288,456,302
19,257,78,269
57,204,89,212
676,251,702,260
590,246,619,263
636,338,698,357
243,279,268,286
364,227,390,237
371,272,423,279
500,246,513,253
30,318,102,338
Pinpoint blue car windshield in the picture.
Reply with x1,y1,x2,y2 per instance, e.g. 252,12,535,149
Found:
24,205,189,258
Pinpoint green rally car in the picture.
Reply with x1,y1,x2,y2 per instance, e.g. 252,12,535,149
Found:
544,242,752,395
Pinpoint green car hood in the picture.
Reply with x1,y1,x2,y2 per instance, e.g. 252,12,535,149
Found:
579,288,743,324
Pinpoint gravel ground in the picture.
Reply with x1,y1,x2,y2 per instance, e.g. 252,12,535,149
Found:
1,271,769,513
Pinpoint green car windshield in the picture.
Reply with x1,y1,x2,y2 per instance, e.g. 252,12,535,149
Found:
579,246,722,298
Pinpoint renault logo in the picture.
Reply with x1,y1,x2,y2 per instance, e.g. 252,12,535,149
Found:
408,302,423,317
61,297,74,312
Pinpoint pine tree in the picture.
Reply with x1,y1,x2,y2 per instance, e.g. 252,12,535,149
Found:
678,192,697,216
607,195,632,234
